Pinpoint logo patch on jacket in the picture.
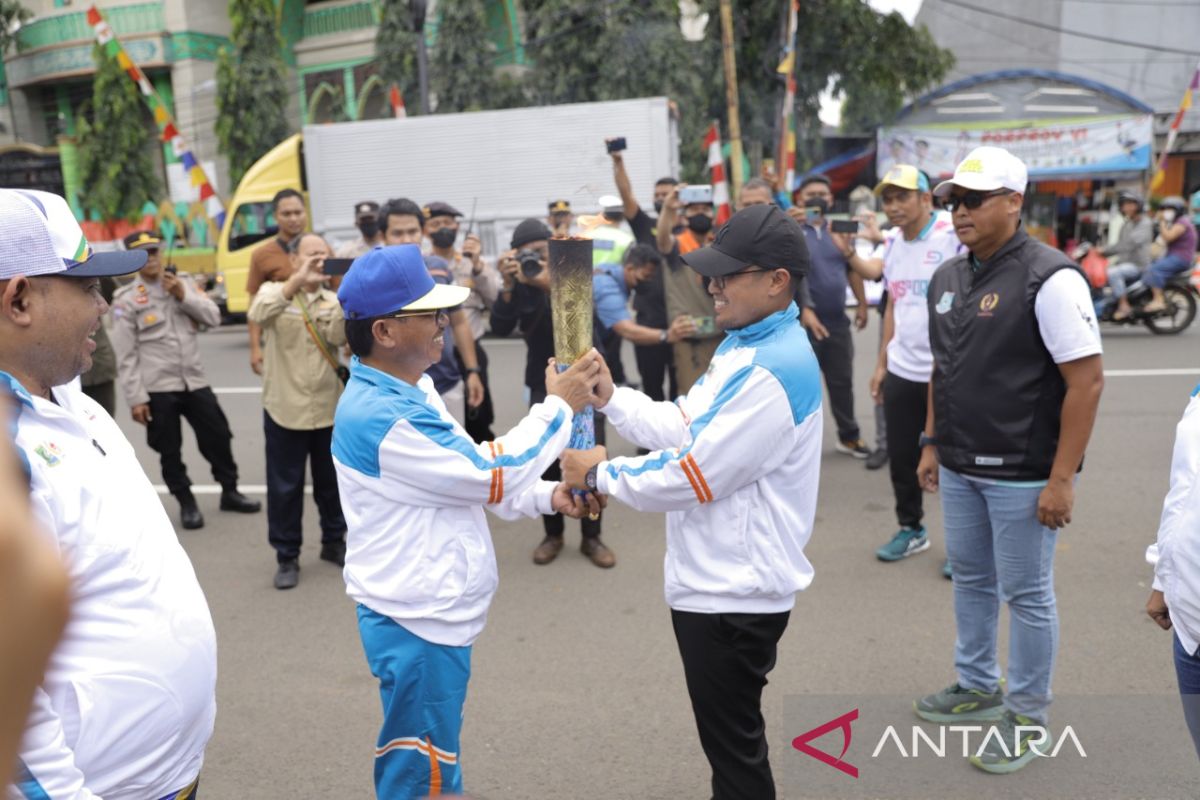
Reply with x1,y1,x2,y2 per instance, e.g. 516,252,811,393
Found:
935,291,955,314
35,441,64,466
978,293,1000,316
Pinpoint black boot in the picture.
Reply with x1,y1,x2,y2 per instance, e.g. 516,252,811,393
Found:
219,486,261,513
176,490,204,530
320,539,346,567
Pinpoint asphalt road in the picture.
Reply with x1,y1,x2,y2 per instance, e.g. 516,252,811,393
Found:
108,314,1200,799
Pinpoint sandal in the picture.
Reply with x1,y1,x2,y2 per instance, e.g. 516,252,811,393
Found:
1112,308,1132,321
1142,300,1168,314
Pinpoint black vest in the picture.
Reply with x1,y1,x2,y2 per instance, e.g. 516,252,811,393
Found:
927,228,1085,481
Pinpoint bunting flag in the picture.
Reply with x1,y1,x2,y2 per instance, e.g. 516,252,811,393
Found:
86,5,226,232
777,0,800,194
389,84,407,119
704,122,733,225
1150,59,1200,195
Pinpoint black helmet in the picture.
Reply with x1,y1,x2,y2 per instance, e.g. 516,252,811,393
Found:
1117,191,1144,211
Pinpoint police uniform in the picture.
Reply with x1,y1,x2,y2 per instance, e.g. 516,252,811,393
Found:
111,231,258,528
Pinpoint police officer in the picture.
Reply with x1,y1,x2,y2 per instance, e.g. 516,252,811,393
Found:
112,231,260,530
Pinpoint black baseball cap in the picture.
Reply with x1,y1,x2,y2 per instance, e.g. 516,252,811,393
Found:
682,204,810,279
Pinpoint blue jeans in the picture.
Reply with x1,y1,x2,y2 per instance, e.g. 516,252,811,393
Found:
1107,261,1142,299
940,467,1058,719
1144,253,1191,289
1173,633,1200,759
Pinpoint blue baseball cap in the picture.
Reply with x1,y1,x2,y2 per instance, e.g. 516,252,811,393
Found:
337,244,468,320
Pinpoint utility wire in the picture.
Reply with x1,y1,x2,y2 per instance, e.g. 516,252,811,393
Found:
934,0,1200,57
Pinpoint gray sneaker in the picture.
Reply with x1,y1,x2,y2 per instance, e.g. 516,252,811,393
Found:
914,682,1005,723
970,710,1052,774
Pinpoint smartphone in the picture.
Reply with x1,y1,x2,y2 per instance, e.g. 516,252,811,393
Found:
691,315,716,336
322,258,354,276
605,137,627,153
830,219,860,234
679,185,714,205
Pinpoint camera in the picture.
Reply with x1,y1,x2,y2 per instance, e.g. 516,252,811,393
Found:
516,248,544,279
605,137,627,153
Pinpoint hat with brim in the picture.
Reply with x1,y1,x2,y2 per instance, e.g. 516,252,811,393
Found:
123,230,162,251
874,164,929,195
682,204,810,279
932,145,1028,198
0,189,146,280
338,244,468,319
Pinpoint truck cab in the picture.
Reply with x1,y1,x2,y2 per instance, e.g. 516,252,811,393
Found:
216,134,307,315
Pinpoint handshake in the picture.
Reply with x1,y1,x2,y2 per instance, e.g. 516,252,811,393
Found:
541,349,616,520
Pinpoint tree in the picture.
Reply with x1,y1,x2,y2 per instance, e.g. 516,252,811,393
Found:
215,0,290,186
518,0,706,176
76,44,159,223
699,0,954,171
429,0,500,112
0,0,31,57
376,0,421,113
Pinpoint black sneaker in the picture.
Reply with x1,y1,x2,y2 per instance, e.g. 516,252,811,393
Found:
320,540,346,567
274,559,300,590
865,448,889,470
835,438,871,459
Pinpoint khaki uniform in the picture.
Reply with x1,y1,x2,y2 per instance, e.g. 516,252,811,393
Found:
110,274,239,497
111,275,222,408
247,282,345,431
445,251,500,341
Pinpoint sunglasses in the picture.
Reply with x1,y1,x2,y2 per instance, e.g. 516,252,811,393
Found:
385,308,449,325
711,267,772,290
944,189,1012,213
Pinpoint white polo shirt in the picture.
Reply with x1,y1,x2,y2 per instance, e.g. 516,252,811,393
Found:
7,373,216,800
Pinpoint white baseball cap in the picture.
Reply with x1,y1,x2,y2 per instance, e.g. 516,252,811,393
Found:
932,146,1028,198
598,194,623,211
0,189,146,280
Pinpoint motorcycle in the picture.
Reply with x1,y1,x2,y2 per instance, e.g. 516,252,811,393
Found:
1074,243,1198,335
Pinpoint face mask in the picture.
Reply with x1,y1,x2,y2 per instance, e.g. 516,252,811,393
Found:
687,214,713,235
1162,209,1177,224
653,200,664,214
430,227,458,249
358,219,379,238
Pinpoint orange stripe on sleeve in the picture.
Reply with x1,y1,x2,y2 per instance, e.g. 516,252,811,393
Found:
679,455,706,504
486,442,498,504
687,454,713,503
495,442,505,502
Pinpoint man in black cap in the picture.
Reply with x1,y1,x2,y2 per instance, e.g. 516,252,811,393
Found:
336,201,383,259
112,230,260,529
562,204,824,799
491,218,617,568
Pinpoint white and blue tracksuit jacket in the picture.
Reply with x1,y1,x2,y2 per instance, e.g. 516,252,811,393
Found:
596,302,824,614
331,360,572,647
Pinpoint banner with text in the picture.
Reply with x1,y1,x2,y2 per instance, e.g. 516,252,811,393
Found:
877,116,1153,181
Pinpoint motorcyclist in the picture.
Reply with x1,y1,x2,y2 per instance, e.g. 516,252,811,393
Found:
1101,191,1153,321
1143,196,1198,314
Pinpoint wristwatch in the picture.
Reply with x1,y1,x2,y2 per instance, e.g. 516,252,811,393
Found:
465,367,483,376
918,433,937,449
585,464,599,492
659,329,669,343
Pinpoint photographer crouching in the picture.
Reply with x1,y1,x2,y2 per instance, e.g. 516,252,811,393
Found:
490,219,616,569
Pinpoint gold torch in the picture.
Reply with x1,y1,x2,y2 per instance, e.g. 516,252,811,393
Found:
547,237,597,508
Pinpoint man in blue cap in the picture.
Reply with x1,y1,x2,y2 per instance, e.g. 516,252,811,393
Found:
331,244,603,799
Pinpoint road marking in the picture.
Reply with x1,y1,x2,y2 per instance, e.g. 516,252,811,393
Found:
1103,368,1200,377
153,484,311,495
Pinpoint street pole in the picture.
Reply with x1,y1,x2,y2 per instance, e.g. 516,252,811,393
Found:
719,0,744,200
411,0,430,114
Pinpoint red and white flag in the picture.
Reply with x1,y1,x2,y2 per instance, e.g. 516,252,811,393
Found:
389,84,407,119
704,122,732,225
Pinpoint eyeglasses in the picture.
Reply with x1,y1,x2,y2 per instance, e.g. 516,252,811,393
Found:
385,308,449,325
711,268,771,290
944,189,1012,213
